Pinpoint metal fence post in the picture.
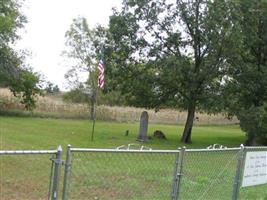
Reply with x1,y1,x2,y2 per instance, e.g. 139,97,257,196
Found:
171,150,180,200
232,144,245,200
51,145,63,200
48,154,55,199
172,146,186,200
62,145,72,200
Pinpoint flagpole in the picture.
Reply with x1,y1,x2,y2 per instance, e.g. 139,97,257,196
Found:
91,48,105,141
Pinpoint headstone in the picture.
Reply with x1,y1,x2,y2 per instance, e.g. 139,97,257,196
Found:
137,111,149,141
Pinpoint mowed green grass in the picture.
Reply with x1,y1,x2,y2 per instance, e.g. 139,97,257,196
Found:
0,116,245,150
3,117,265,200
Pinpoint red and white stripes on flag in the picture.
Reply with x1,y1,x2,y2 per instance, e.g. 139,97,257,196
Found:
97,59,105,89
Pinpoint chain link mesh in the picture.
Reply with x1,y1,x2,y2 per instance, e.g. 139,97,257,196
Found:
0,153,55,200
178,149,240,200
1,147,267,199
68,151,177,200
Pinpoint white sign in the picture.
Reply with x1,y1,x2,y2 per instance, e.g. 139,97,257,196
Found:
242,151,267,187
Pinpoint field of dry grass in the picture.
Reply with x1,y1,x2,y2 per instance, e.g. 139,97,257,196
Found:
0,88,238,125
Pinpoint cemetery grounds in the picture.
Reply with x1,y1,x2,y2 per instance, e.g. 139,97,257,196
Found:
0,117,267,199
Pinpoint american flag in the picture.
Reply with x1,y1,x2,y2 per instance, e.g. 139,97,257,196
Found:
97,59,105,89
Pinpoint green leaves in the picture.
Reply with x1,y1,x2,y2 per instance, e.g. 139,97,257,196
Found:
9,69,42,111
0,0,42,111
237,105,267,145
108,0,236,111
0,0,25,84
0,0,26,44
107,0,249,143
224,0,267,145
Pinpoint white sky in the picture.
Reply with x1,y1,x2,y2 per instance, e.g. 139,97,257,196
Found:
16,0,122,90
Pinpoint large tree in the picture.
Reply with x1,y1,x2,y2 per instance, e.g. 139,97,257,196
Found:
107,0,238,143
224,0,267,145
0,0,41,110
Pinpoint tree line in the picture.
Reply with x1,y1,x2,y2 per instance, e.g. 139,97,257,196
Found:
64,0,267,145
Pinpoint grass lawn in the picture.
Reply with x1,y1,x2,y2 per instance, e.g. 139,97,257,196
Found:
0,116,245,150
2,117,266,200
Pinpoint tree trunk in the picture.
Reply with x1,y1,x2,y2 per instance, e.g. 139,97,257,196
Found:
181,104,196,143
245,135,267,146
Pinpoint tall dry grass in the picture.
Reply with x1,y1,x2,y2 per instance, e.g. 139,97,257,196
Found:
97,106,238,125
0,88,238,125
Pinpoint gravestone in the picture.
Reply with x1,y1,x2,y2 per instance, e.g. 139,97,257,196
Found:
137,111,149,141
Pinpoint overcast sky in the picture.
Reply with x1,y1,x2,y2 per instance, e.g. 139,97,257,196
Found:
16,0,122,90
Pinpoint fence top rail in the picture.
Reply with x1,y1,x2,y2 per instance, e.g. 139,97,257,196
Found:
0,150,58,155
185,147,242,152
245,146,267,150
70,148,180,153
70,146,248,153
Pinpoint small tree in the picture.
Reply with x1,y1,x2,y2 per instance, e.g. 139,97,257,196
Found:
45,81,60,94
63,84,88,103
63,17,108,119
9,68,41,110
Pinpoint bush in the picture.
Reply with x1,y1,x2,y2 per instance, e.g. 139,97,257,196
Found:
238,105,267,146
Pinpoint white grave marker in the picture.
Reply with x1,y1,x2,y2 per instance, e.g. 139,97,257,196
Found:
242,151,267,187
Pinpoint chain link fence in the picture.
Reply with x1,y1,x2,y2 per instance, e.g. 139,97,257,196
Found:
178,148,240,200
0,147,62,200
63,148,179,200
62,146,267,200
1,145,267,200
